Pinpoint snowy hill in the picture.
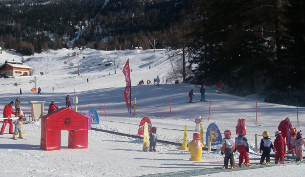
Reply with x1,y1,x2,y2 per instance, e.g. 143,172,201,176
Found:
0,49,305,176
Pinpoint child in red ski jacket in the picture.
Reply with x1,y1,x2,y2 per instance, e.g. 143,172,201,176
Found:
274,131,286,164
234,131,250,166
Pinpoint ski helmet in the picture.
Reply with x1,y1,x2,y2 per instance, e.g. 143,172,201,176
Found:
224,130,231,138
239,131,245,136
151,127,157,133
193,133,201,140
275,131,281,136
262,131,269,138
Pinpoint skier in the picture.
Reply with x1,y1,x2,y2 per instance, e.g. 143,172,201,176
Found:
48,100,58,114
13,115,24,139
289,128,297,156
0,101,17,135
234,131,250,166
216,80,222,94
20,88,22,94
274,131,286,164
15,97,21,117
67,100,72,109
200,85,205,101
66,95,70,106
189,89,194,103
221,130,236,169
294,131,305,161
278,117,293,147
37,87,41,95
149,127,157,152
259,131,274,164
156,76,160,86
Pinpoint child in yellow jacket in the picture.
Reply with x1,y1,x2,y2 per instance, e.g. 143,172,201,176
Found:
221,130,236,168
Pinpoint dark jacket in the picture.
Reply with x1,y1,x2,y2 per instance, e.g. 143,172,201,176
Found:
260,137,274,152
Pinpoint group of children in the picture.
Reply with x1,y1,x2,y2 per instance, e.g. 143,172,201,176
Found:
220,129,305,169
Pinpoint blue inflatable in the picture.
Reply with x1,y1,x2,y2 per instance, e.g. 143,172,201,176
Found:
206,123,222,146
88,108,99,124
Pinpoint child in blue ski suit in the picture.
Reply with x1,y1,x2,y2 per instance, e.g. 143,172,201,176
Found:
149,127,157,152
260,131,274,164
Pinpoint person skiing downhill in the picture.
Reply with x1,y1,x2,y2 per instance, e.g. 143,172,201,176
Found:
235,131,250,166
189,89,194,103
274,131,286,164
260,131,274,164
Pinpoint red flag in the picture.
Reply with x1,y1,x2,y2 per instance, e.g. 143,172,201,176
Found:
122,59,131,112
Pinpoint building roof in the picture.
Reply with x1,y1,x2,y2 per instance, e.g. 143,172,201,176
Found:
6,63,32,69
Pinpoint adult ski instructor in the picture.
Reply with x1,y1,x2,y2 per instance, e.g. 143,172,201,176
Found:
0,101,17,135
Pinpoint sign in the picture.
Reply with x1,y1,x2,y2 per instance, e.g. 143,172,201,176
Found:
206,123,222,146
138,117,152,135
88,108,99,124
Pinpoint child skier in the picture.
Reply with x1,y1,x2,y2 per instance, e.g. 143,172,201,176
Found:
235,131,250,166
149,127,157,152
294,131,305,161
221,130,236,168
260,131,274,164
290,128,297,157
274,131,286,164
189,89,194,103
13,115,24,139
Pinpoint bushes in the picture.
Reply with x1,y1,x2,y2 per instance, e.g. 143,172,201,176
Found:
16,41,35,56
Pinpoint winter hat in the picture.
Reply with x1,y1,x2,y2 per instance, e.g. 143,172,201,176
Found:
10,101,14,104
151,127,157,133
193,133,200,140
297,131,302,138
224,130,231,138
19,115,24,120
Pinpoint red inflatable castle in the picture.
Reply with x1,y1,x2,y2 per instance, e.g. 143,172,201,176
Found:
40,107,88,151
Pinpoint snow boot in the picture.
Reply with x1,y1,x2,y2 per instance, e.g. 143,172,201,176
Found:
275,160,279,164
224,165,229,169
13,135,16,139
231,165,236,168
245,163,251,167
267,162,271,165
280,161,285,164
18,136,23,139
149,148,153,152
153,148,156,152
260,161,265,165
238,162,244,167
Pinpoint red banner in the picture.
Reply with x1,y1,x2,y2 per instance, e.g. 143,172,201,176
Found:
122,59,131,112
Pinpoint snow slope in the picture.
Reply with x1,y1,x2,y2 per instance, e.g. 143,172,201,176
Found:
0,49,305,177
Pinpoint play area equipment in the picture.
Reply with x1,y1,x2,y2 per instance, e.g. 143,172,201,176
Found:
40,107,88,151
142,122,149,152
138,117,152,135
188,133,204,161
29,101,45,121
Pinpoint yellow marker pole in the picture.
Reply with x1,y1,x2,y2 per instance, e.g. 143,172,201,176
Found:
177,125,188,150
143,122,149,152
134,97,136,116
200,123,205,147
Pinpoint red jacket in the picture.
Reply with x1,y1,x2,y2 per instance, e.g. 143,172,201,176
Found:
216,81,221,88
274,134,286,152
48,103,58,113
278,119,293,137
3,104,16,118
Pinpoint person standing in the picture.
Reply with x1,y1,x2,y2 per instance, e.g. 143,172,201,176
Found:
278,117,293,148
274,131,286,164
216,80,222,94
200,85,205,101
221,130,236,169
0,101,17,135
48,100,58,114
294,131,305,161
20,88,22,94
259,131,274,164
38,87,41,95
66,95,70,106
149,127,158,152
156,76,160,86
15,97,21,117
189,89,194,103
13,115,24,139
235,131,250,166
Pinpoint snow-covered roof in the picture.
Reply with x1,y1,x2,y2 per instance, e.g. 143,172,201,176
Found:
7,63,32,69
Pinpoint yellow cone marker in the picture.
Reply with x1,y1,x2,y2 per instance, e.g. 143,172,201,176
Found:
177,125,188,150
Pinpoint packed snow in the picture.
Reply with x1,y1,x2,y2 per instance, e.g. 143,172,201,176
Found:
0,48,305,177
